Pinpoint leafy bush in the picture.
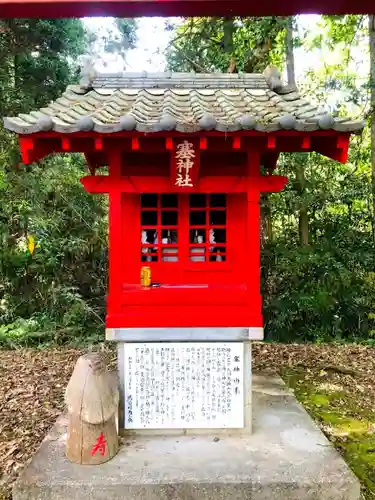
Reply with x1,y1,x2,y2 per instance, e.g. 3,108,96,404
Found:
262,228,375,342
0,155,108,347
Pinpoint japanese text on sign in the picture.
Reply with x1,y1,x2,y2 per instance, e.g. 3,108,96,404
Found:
124,342,244,429
175,140,195,187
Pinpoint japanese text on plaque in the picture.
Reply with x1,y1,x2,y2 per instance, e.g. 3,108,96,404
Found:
175,140,195,187
124,342,244,429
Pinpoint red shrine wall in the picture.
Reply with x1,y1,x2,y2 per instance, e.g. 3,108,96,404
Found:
14,131,350,328
105,149,265,330
107,192,261,328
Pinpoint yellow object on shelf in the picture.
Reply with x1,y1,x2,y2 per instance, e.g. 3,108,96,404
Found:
140,266,152,287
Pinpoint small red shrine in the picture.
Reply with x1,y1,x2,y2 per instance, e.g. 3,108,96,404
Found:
4,67,364,338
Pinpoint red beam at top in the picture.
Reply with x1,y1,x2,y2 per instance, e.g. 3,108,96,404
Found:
1,0,374,18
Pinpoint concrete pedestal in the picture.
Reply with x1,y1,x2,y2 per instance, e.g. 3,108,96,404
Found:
13,374,360,500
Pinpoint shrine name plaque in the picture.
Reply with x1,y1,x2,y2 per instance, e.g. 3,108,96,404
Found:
123,342,244,429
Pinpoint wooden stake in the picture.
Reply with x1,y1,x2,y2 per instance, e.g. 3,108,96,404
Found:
65,353,119,465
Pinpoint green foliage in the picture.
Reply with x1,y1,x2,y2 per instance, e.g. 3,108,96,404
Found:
263,144,374,342
300,15,368,110
85,18,137,63
0,19,87,115
0,18,110,347
263,240,375,342
166,17,287,73
0,155,108,346
284,368,375,499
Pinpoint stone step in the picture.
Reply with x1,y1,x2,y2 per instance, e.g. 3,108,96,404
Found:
13,374,360,500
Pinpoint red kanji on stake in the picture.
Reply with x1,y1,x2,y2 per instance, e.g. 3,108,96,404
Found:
91,432,107,457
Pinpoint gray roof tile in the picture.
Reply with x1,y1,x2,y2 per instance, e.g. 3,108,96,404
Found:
3,69,365,135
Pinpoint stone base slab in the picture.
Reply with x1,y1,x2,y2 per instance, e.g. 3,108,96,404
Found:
106,327,264,342
13,374,360,500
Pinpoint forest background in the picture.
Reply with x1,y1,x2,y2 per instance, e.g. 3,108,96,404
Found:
0,15,374,347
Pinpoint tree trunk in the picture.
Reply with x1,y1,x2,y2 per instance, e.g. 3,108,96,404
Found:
296,165,309,246
264,194,273,242
369,15,375,247
285,17,296,87
223,18,235,54
224,18,236,73
260,192,272,248
286,17,309,246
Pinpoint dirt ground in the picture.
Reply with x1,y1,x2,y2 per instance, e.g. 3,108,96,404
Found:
1,342,375,499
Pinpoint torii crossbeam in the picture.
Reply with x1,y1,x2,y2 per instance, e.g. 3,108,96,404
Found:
1,0,374,18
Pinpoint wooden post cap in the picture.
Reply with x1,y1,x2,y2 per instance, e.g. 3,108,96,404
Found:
65,353,119,465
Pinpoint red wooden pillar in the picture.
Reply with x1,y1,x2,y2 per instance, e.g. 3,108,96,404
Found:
179,194,190,264
107,151,123,317
246,151,262,327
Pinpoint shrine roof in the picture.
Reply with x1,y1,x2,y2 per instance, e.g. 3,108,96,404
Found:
3,68,365,135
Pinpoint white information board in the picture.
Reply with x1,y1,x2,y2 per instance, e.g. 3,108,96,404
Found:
124,342,244,429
